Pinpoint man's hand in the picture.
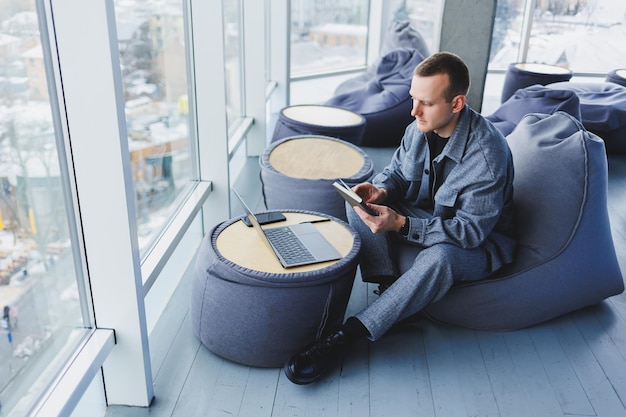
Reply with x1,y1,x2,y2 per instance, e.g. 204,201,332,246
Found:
354,203,406,234
350,183,405,233
352,183,387,204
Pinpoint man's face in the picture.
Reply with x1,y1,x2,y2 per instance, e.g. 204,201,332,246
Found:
409,73,460,138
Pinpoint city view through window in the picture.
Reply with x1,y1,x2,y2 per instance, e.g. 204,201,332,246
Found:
114,0,195,255
290,0,370,76
0,1,88,414
289,0,626,79
490,0,626,72
0,0,197,414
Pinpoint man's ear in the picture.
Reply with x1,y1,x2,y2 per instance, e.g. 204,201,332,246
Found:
452,95,466,113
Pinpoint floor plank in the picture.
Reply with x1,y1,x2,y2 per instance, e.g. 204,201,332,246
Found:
527,323,594,415
448,329,500,417
172,345,225,417
424,325,469,417
476,332,534,417
552,313,626,417
503,330,565,416
369,327,434,417
573,308,626,415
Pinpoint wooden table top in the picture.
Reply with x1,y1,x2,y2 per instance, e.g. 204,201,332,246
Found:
215,212,355,274
268,136,365,180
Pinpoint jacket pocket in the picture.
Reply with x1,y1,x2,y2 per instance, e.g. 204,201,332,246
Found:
434,184,458,218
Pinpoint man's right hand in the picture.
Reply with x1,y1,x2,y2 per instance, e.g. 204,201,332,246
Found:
354,203,405,234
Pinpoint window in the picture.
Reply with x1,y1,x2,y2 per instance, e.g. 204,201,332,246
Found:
490,0,626,74
0,1,91,415
223,0,244,135
114,0,197,256
405,0,444,53
290,0,370,77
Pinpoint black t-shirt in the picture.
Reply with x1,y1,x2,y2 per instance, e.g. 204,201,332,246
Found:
425,131,448,208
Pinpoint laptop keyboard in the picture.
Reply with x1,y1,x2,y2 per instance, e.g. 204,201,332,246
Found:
264,227,316,265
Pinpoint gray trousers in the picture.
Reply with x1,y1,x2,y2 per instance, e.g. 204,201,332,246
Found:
346,208,492,341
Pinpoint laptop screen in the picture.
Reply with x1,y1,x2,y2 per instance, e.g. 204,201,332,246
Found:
231,189,277,255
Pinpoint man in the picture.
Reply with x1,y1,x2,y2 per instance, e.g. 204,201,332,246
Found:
284,52,516,385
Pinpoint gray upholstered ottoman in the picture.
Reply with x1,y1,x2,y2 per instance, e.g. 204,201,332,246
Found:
501,62,573,103
260,135,375,222
191,211,360,367
606,69,626,87
271,104,366,145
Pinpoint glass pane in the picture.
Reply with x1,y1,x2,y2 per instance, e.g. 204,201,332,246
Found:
0,1,91,415
526,0,626,73
223,0,244,133
405,0,444,53
290,0,370,76
489,0,525,70
114,0,195,255
490,0,626,74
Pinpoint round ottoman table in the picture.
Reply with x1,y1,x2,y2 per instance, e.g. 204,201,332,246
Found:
271,104,366,145
606,69,626,87
191,210,361,368
501,62,573,103
260,135,375,222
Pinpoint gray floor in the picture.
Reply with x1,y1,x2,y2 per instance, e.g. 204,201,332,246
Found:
106,150,626,417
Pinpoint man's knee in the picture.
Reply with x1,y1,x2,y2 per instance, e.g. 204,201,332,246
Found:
410,244,488,282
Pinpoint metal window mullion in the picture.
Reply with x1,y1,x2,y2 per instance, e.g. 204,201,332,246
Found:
518,0,536,63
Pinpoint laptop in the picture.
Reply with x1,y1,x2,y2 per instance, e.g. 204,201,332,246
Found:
232,189,342,268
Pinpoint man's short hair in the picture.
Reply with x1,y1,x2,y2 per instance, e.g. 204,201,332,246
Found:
414,52,470,102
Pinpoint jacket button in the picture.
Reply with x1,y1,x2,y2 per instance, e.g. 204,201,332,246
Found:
424,169,430,175
412,233,419,240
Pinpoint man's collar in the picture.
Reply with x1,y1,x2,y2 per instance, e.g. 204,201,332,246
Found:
435,105,470,164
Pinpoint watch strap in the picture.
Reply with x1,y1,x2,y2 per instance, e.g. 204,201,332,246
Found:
399,216,410,236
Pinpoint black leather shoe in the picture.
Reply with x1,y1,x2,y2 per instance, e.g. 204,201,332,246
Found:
284,330,347,385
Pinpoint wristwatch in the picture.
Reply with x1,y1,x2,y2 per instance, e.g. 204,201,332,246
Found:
399,216,410,236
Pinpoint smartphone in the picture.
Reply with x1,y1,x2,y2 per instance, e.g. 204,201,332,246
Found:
332,180,379,216
241,211,287,227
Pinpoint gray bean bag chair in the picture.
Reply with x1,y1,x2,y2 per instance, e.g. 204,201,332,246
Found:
393,111,624,330
547,81,626,154
332,19,430,95
486,84,581,137
323,20,428,148
325,47,425,148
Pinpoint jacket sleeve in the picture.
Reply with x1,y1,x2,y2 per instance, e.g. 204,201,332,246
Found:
403,168,510,249
371,124,419,200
